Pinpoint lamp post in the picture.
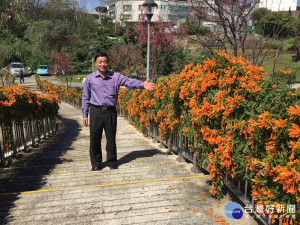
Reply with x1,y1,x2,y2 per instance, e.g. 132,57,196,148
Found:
142,0,157,80
89,44,96,72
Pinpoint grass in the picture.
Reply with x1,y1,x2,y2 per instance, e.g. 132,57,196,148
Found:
49,74,88,83
260,53,300,81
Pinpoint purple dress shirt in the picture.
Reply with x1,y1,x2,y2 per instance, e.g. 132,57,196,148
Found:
82,70,144,118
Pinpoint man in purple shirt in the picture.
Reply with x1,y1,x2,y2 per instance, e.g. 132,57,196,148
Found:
82,52,155,171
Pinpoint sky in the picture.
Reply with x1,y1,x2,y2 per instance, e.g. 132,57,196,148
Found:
79,0,105,10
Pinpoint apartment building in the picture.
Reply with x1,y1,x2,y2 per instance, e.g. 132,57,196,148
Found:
259,0,298,11
88,6,108,22
106,0,191,25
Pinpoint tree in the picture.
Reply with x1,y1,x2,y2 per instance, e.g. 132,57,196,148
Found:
109,15,189,79
182,0,299,82
48,50,73,86
257,11,294,38
134,16,177,77
184,0,260,57
251,7,269,24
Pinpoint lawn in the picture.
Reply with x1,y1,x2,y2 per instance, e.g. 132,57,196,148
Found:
260,53,300,81
51,74,88,83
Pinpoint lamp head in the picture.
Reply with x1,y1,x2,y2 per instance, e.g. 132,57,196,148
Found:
89,44,95,55
142,0,157,8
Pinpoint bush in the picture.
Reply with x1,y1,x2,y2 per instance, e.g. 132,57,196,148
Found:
118,51,300,224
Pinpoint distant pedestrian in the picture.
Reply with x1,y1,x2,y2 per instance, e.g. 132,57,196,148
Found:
19,69,25,84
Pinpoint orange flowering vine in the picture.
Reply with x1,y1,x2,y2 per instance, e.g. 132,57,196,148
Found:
117,51,300,223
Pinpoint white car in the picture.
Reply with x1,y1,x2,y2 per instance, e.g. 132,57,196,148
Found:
9,62,25,75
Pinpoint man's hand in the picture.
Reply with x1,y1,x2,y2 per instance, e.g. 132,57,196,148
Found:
83,117,88,127
144,79,156,91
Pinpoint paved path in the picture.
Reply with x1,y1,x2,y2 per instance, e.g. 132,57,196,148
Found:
0,77,259,224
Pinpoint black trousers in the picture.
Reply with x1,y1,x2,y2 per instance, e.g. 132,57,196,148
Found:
89,105,117,168
19,76,24,84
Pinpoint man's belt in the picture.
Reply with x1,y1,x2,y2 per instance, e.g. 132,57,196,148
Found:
91,104,116,111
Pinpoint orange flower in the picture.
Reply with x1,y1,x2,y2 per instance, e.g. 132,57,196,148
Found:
279,70,291,75
273,166,299,194
287,105,300,120
263,189,274,199
257,111,273,129
182,127,189,134
273,119,287,130
288,124,300,138
265,141,277,156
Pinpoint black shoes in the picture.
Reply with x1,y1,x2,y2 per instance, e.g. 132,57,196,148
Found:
109,165,118,170
91,166,101,171
91,165,118,170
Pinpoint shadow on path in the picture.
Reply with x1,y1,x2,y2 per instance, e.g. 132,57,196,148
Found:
117,149,165,166
0,116,79,224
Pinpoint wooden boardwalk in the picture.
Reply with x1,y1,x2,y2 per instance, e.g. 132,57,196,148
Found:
0,77,259,225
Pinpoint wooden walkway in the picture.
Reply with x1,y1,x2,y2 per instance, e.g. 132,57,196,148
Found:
0,77,259,224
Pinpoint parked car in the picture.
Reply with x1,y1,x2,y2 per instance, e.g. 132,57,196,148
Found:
37,65,49,76
9,62,25,76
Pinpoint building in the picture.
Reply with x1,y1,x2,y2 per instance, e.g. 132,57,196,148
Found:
106,0,191,25
88,6,108,22
259,0,298,11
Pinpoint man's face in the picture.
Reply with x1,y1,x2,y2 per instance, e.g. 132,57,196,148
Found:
95,56,109,74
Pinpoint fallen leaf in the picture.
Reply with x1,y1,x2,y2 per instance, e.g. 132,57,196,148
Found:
186,207,191,210
168,210,174,212
165,207,169,209
201,192,206,194
139,192,143,194
196,198,202,201
204,209,214,216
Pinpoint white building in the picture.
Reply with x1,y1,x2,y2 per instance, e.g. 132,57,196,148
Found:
106,0,190,25
88,6,108,22
259,0,297,11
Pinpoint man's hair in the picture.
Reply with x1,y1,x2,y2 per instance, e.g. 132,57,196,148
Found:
94,52,109,62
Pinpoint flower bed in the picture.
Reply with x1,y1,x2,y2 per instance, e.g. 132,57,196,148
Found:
0,85,59,163
118,51,300,223
35,75,82,106
0,85,59,123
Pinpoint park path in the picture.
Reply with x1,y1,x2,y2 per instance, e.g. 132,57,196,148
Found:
0,76,259,225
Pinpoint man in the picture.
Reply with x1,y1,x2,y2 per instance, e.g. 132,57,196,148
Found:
82,53,155,171
19,69,25,84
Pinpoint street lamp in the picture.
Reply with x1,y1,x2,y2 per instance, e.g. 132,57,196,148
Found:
142,0,157,80
89,44,96,72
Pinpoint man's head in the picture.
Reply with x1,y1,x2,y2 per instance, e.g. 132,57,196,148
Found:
94,53,109,75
